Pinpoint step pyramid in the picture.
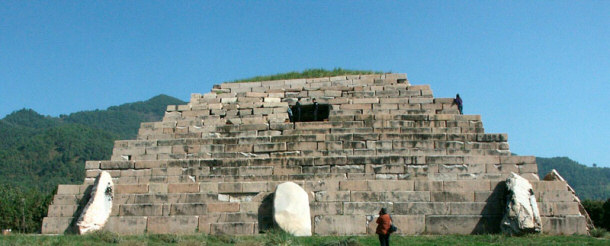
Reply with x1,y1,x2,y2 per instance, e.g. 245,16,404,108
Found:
42,73,589,235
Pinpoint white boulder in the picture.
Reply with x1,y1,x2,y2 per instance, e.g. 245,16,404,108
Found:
76,171,114,234
273,182,312,236
501,172,542,235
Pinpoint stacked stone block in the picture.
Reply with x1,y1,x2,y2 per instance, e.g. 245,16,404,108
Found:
42,74,587,235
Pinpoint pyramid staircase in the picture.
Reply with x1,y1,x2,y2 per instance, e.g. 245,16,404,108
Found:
42,74,588,235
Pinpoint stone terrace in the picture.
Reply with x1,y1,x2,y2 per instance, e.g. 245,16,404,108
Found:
42,74,587,235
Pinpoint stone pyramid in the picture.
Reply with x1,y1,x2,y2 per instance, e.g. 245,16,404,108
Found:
42,73,589,235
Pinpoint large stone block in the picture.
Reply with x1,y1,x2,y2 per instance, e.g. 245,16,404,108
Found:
52,195,80,205
208,202,240,213
448,202,503,215
115,184,148,194
331,165,365,173
101,161,136,170
394,202,449,215
57,185,81,195
310,202,343,216
414,180,443,191
443,180,491,192
315,191,350,202
314,215,367,235
541,215,587,235
119,204,163,216
431,191,474,202
386,191,431,202
538,202,581,216
425,215,501,234
41,217,74,234
500,156,535,164
343,202,393,215
240,166,273,176
85,161,100,169
147,216,199,234
170,203,207,215
538,190,575,202
210,222,256,235
304,180,339,192
253,143,286,152
168,183,199,193
103,216,147,235
533,181,567,191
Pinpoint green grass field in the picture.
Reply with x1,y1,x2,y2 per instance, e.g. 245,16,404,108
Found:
1,232,609,246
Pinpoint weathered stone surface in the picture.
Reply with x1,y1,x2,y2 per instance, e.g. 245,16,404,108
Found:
147,216,199,234
103,216,147,235
541,215,588,235
426,215,501,234
501,172,542,235
210,222,256,235
41,217,73,234
314,215,366,235
273,182,312,236
76,171,114,234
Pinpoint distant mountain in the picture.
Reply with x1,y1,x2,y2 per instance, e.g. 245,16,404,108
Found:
0,95,185,192
537,157,610,200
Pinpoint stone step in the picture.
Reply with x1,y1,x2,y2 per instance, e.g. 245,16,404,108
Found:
158,111,481,125
113,132,507,159
41,216,74,234
117,202,242,216
93,155,536,182
541,215,587,235
131,129,488,144
105,215,258,235
98,154,527,169
109,146,511,161
115,193,222,205
144,110,482,126
43,214,587,236
50,179,567,214
425,215,502,234
136,125,487,141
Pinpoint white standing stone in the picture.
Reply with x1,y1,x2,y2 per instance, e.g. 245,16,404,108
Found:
501,172,542,235
273,182,312,236
76,171,114,234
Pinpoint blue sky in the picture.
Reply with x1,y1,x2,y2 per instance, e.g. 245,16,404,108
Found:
1,1,608,167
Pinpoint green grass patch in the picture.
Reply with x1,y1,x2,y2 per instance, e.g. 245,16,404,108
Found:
230,68,386,83
1,233,609,246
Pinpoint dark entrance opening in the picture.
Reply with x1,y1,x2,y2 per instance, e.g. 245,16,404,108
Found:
290,104,330,122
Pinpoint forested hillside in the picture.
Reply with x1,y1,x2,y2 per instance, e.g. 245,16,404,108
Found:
0,94,185,191
537,157,610,200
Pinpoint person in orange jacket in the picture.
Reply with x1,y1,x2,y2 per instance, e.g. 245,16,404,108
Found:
376,207,392,246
